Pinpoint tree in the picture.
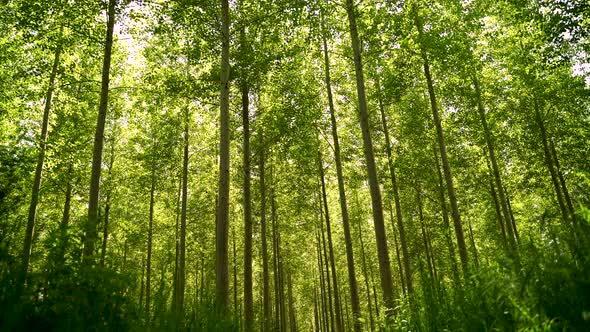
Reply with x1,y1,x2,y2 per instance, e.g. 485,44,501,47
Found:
84,0,117,263
344,0,396,315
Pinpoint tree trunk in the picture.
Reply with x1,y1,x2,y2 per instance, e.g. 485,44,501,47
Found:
414,8,468,274
259,134,271,331
313,286,320,332
15,31,62,307
433,144,460,283
484,154,508,245
550,140,575,218
84,0,116,262
176,107,189,318
534,99,569,223
377,77,413,295
357,209,375,331
474,74,517,251
216,0,231,311
100,194,111,267
321,27,361,332
387,205,406,296
242,74,254,331
467,219,479,268
172,176,181,312
288,271,297,332
140,255,146,312
504,186,520,244
145,166,156,323
58,180,72,265
316,231,329,332
318,154,343,332
233,229,238,315
344,0,396,315
319,206,335,332
322,27,362,332
100,142,115,268
416,187,434,282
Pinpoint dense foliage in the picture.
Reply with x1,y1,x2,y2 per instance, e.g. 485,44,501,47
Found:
1,0,589,331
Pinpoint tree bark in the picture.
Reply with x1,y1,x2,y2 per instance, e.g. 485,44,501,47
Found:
242,74,254,332
504,186,520,244
484,154,508,245
100,194,111,267
172,175,181,312
318,154,343,332
534,99,569,223
344,0,396,314
357,208,375,331
176,107,189,318
100,142,115,268
377,77,413,295
288,271,297,332
414,8,469,274
550,140,575,218
259,133,271,331
474,74,517,251
316,231,329,332
387,204,406,296
216,0,231,311
57,179,72,266
16,31,62,307
233,229,238,315
321,26,361,332
319,203,335,332
433,144,460,283
145,165,156,323
84,0,116,262
416,187,435,282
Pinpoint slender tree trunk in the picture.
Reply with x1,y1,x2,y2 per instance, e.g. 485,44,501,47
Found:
344,0,396,314
387,205,406,296
176,107,189,318
550,140,575,218
414,8,468,274
534,99,569,223
145,166,156,324
288,271,297,332
316,231,329,332
319,207,335,332
313,286,320,332
474,74,517,251
140,255,146,312
357,212,374,331
504,186,520,244
100,142,115,268
278,231,287,332
416,187,434,282
100,194,111,267
242,75,254,331
321,27,361,332
433,144,460,283
318,154,343,332
122,239,128,272
426,226,438,282
484,154,508,245
172,175,181,312
259,134,271,331
84,0,116,262
233,229,238,316
216,0,231,311
58,180,72,265
377,78,413,295
467,219,479,268
13,32,63,310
